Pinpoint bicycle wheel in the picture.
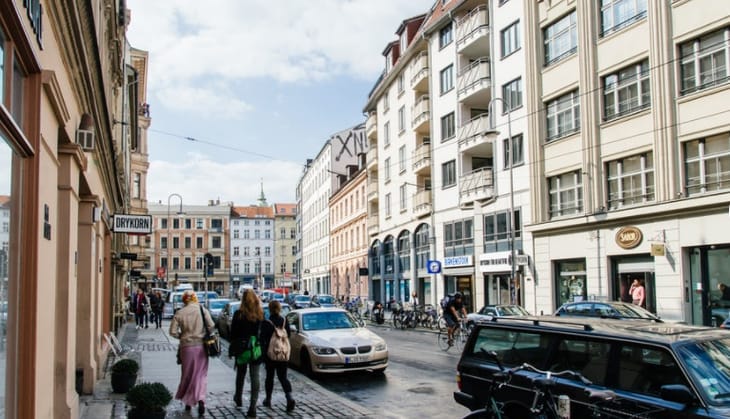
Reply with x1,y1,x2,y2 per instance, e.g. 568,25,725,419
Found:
437,330,452,351
438,316,448,331
392,312,401,329
453,329,465,351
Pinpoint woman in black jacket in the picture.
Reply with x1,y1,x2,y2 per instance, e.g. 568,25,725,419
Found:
260,300,296,411
230,289,263,417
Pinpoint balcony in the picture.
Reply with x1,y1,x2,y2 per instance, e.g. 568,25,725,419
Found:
459,167,494,206
412,143,431,175
368,213,380,236
412,190,431,218
458,114,497,155
366,147,378,169
457,58,491,106
366,111,377,140
411,94,430,134
456,5,490,57
367,178,379,202
409,51,429,93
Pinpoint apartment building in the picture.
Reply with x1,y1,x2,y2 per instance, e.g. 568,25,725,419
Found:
330,163,369,301
230,203,275,291
298,124,367,295
523,0,730,325
274,203,298,289
364,0,532,312
145,201,231,295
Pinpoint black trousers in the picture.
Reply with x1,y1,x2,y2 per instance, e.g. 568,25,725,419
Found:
264,359,292,397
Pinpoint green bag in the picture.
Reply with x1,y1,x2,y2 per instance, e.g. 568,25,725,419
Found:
236,335,262,365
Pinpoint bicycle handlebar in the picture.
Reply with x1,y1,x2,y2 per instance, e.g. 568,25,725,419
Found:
513,362,593,386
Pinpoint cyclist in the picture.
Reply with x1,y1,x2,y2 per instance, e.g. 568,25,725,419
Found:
446,292,467,346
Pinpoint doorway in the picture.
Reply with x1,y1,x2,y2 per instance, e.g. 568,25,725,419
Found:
612,256,656,313
689,246,730,326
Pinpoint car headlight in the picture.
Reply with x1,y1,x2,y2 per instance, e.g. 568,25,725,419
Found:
375,342,387,351
311,346,337,355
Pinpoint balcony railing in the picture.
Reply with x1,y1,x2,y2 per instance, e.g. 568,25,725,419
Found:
459,167,494,204
368,213,380,236
458,113,497,153
412,143,431,173
412,190,431,217
366,147,378,168
457,58,490,98
366,111,377,139
456,5,489,52
411,94,430,131
409,51,429,91
367,178,379,201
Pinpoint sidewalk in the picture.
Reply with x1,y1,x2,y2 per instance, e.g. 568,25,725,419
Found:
79,320,375,418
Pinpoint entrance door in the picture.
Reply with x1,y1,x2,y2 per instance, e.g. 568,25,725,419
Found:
484,274,510,306
689,247,730,326
612,257,656,313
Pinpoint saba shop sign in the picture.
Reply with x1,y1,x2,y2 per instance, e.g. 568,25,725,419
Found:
112,214,153,234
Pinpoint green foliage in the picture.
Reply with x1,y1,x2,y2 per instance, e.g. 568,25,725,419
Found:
125,382,172,412
111,358,139,375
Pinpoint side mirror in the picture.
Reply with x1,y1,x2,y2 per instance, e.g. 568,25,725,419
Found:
289,324,298,334
660,384,696,405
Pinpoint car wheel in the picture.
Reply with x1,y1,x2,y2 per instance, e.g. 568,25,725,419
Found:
300,349,314,377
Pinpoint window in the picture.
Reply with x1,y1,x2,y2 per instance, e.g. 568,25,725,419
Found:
684,134,730,195
212,236,222,248
280,227,286,239
172,257,179,270
234,247,239,256
265,247,271,257
399,145,406,173
244,230,250,239
398,233,411,272
290,228,296,239
184,237,191,249
501,20,520,58
196,218,204,229
233,229,239,239
211,219,222,230
442,160,456,188
265,263,271,274
502,78,522,112
600,0,647,36
439,23,453,48
265,230,271,239
384,91,390,112
546,90,580,141
384,157,391,182
133,173,141,199
184,257,191,270
484,209,522,253
680,27,730,95
255,230,261,239
244,247,250,256
385,193,392,217
441,112,455,141
172,237,179,249
444,218,474,257
604,60,650,120
549,171,583,218
398,73,404,94
503,134,524,168
399,184,407,211
161,218,167,229
244,263,250,274
606,152,655,209
544,11,577,65
161,237,168,249
556,259,587,306
196,237,203,249
173,219,179,229
440,65,454,94
233,263,239,274
398,106,405,133
161,257,168,268
185,218,191,229
384,121,391,147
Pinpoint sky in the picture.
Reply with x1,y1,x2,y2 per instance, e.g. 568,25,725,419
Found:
126,0,435,207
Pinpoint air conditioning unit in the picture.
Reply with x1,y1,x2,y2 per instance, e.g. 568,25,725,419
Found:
76,129,94,151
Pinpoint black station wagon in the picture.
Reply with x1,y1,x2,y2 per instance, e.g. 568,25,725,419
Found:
455,316,730,418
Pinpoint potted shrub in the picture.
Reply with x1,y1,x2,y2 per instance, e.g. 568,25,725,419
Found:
126,382,172,419
110,358,139,393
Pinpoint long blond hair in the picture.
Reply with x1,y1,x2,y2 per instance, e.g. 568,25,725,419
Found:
239,289,263,321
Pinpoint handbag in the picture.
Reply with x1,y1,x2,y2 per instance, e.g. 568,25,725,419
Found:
200,306,221,357
236,321,262,365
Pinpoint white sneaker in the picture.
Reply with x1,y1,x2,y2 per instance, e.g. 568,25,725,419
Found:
135,325,140,330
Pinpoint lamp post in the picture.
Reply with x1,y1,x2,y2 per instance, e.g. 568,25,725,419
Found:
488,97,516,305
167,193,184,288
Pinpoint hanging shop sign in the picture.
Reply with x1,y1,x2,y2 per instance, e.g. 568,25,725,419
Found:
112,214,152,234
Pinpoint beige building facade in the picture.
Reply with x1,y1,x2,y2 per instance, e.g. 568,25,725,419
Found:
274,203,298,289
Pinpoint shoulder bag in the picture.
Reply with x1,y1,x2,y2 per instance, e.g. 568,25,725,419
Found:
236,321,262,365
200,306,221,357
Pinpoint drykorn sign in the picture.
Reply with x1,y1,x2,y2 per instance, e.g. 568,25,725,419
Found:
113,214,152,234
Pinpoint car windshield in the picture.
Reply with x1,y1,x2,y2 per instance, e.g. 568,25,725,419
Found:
272,293,284,300
610,303,659,320
302,312,357,331
496,306,531,316
263,305,290,319
677,338,730,405
317,295,335,304
208,300,228,310
295,296,310,302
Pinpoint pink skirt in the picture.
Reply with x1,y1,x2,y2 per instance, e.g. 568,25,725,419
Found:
175,345,209,406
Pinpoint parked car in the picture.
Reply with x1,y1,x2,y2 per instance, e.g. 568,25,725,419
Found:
263,302,291,320
311,294,337,308
286,293,301,305
554,300,662,322
292,294,314,309
286,308,388,375
216,301,240,340
205,298,232,322
466,304,531,326
455,316,730,418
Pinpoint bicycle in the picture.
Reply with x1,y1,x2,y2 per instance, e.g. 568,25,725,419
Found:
437,316,468,351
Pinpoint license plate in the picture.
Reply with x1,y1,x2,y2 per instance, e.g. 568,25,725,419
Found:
345,355,367,364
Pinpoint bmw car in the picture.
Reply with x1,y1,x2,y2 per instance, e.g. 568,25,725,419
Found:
286,308,388,375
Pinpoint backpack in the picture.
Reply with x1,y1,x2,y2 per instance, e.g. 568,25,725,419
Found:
267,320,290,362
440,294,454,310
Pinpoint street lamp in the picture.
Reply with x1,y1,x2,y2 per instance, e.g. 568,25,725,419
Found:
488,97,516,305
167,193,184,288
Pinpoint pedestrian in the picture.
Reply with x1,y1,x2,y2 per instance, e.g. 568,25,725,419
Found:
230,288,264,417
147,290,158,327
629,279,646,308
169,289,215,416
152,290,164,328
133,288,149,329
412,292,419,307
260,300,296,412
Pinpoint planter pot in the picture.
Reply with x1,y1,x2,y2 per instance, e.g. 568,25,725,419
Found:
110,372,137,393
127,408,166,419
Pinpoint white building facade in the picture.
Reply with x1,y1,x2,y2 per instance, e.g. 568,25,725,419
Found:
230,205,275,291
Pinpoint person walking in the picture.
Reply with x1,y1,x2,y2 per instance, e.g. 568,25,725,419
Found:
147,290,158,327
169,290,215,415
260,300,295,412
152,290,165,328
230,289,264,417
133,288,149,329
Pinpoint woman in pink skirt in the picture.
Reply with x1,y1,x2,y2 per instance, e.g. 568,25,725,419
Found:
169,290,215,415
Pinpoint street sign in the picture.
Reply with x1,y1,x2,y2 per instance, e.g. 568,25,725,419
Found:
112,214,152,234
120,252,137,260
427,260,441,274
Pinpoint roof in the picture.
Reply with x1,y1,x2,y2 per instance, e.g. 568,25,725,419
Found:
273,203,297,216
0,195,10,207
231,206,273,218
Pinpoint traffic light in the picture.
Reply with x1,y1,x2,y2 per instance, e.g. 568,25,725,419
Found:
204,253,214,277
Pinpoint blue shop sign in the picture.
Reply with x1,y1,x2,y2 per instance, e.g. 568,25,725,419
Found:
443,255,473,267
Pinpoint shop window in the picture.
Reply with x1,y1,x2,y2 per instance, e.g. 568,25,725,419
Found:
555,259,587,306
444,218,474,257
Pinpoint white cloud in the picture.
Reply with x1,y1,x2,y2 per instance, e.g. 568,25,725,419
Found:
155,85,252,119
147,152,302,206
